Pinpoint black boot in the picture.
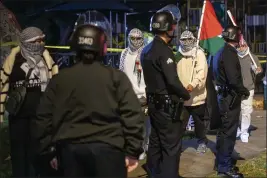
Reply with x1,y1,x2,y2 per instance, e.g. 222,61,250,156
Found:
218,170,244,178
214,165,239,172
142,163,154,178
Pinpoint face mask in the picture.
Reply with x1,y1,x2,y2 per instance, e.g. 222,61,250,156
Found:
128,28,144,52
237,46,249,57
180,38,195,52
179,30,196,52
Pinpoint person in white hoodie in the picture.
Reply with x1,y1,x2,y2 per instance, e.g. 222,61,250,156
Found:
119,28,150,160
236,42,262,143
175,30,209,153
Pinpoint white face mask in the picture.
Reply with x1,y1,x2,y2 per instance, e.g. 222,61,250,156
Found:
128,28,144,51
179,30,196,52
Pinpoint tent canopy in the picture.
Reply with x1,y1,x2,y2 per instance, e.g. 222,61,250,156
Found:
46,0,131,12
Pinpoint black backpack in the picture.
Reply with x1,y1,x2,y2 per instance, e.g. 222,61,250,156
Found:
5,68,34,116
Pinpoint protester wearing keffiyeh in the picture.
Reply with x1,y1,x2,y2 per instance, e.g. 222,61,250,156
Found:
119,28,149,160
119,28,145,95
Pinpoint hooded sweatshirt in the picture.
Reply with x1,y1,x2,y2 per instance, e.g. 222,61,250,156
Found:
176,47,208,106
238,49,261,91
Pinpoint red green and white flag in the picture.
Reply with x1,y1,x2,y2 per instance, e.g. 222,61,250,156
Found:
199,0,225,55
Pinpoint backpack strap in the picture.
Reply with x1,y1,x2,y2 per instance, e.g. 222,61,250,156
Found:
23,68,34,86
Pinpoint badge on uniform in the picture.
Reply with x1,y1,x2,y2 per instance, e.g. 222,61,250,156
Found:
167,58,173,64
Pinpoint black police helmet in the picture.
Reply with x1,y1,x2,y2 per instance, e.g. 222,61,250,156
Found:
150,11,177,33
70,24,106,55
222,25,241,43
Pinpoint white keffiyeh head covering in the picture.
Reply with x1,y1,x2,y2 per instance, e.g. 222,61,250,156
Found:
120,28,144,87
128,28,144,52
179,30,196,53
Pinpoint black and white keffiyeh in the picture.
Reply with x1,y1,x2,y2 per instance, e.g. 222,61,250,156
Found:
19,27,49,91
119,28,144,87
179,30,196,53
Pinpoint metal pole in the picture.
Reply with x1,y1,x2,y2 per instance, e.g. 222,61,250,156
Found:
243,0,245,36
109,11,112,48
265,13,267,55
225,0,227,24
234,0,236,18
187,0,190,28
245,14,248,41
116,13,119,49
124,13,127,48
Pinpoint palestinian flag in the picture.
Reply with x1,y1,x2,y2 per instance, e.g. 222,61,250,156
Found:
199,0,225,55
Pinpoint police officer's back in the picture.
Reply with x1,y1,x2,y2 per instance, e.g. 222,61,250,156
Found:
141,11,190,178
213,25,249,178
32,24,144,177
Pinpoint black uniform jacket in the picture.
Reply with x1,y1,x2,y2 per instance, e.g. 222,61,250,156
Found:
213,43,248,95
32,60,144,159
141,36,190,100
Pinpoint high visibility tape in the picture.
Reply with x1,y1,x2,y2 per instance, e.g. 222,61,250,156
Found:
1,43,266,63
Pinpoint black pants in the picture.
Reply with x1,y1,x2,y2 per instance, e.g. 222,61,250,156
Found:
9,116,60,177
216,94,241,173
185,104,208,144
146,109,187,178
8,117,35,177
58,142,127,177
34,154,61,177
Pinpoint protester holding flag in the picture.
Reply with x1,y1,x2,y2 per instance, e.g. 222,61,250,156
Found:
236,42,262,143
175,30,209,154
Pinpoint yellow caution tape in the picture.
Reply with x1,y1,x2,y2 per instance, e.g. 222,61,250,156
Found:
1,43,266,63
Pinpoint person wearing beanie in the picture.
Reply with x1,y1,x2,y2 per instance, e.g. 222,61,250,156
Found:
0,27,58,177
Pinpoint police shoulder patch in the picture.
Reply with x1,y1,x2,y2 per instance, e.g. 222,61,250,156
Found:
167,58,173,64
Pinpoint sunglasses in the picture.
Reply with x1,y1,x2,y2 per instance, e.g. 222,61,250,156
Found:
180,38,194,41
130,37,142,41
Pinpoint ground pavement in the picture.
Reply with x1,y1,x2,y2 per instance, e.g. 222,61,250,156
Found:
129,109,266,177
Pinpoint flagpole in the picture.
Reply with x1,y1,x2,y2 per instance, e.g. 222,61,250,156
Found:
190,0,207,82
227,10,258,68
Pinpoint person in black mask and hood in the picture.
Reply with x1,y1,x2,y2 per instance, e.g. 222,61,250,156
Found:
31,13,144,177
141,10,190,178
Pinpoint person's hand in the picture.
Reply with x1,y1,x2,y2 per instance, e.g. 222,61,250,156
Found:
242,90,250,99
255,67,262,74
125,156,139,173
186,84,193,92
139,96,147,106
50,157,58,170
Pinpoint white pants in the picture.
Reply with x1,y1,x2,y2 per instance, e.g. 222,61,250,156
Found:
238,90,254,136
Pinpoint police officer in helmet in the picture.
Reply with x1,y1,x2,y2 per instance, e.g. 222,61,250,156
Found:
32,15,144,177
213,25,249,178
141,10,190,178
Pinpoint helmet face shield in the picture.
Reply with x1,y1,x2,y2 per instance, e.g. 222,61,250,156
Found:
72,11,112,47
